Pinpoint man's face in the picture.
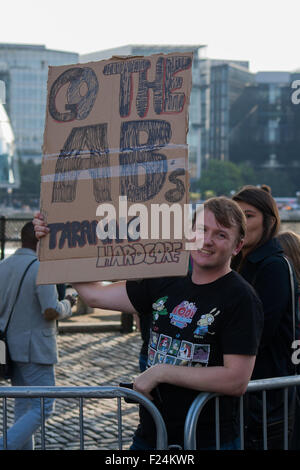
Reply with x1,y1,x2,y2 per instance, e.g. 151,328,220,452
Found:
190,209,242,271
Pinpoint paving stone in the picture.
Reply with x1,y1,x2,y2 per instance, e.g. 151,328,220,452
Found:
0,329,143,450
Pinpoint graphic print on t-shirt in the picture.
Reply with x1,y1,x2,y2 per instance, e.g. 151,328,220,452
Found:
149,331,159,349
148,331,210,368
168,338,181,355
157,334,172,353
152,296,168,321
178,340,193,360
147,297,222,368
193,308,220,338
169,300,197,329
193,344,210,363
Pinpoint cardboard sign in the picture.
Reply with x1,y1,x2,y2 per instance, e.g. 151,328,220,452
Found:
37,52,193,284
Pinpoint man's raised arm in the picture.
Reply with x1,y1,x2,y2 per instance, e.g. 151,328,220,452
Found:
73,280,137,314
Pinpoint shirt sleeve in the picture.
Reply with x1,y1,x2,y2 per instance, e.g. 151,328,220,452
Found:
220,288,264,356
36,283,72,319
126,279,154,316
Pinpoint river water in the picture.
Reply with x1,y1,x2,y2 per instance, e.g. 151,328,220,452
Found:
3,218,300,259
4,221,300,259
280,221,300,235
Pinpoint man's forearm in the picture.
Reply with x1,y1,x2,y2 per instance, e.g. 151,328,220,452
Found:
72,281,103,307
154,364,247,396
72,280,137,314
133,355,256,400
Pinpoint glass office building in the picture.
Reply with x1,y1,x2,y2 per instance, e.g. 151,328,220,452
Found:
0,102,18,188
0,44,78,163
80,44,206,180
207,62,254,162
228,71,300,195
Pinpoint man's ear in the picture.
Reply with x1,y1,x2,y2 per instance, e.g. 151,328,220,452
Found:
232,238,244,257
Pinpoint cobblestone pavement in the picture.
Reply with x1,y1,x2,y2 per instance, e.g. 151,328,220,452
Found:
1,325,143,450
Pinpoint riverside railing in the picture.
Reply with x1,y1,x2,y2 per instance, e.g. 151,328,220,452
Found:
0,385,168,450
184,374,300,450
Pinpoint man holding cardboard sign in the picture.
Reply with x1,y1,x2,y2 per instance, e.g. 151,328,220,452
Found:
33,197,263,449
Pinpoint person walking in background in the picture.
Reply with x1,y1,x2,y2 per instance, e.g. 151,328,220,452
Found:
0,222,76,450
34,198,264,450
232,185,299,449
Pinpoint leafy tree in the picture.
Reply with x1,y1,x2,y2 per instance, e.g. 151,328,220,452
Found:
254,168,296,197
238,162,257,186
194,159,296,198
197,160,244,197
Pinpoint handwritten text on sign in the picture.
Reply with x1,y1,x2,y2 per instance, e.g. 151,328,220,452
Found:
48,55,191,206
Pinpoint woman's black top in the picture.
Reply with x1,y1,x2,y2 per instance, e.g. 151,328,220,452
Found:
239,238,299,381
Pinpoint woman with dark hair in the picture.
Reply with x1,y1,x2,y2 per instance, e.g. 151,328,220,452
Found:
232,185,299,450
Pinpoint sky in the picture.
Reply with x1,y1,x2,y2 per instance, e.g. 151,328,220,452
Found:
1,0,300,73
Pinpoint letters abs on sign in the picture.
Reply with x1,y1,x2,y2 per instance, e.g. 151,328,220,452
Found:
48,55,191,206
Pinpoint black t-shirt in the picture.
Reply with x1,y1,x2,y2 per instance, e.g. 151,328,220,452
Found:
126,271,264,448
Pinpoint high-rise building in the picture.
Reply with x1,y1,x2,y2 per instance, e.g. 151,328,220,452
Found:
230,72,298,167
208,62,254,162
80,44,206,180
225,71,300,195
0,44,78,163
196,59,254,166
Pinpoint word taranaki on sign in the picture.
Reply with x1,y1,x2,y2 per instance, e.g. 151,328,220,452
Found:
37,52,193,284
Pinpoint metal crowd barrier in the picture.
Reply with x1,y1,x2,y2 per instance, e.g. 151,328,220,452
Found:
3,377,299,450
0,386,168,450
184,375,300,450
